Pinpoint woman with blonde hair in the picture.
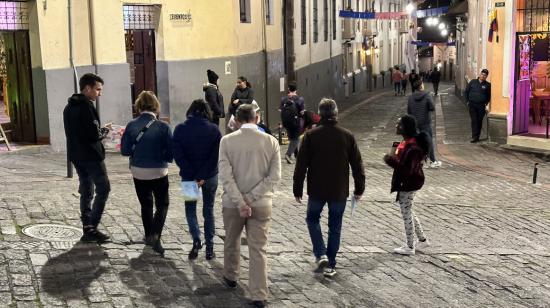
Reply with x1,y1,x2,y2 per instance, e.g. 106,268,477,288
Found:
121,91,173,257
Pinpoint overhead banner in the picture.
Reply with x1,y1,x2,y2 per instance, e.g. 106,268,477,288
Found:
410,41,456,47
339,6,449,20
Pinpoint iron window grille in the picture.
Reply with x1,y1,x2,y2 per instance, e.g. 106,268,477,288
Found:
0,1,29,31
332,0,337,40
123,5,158,30
301,0,307,45
518,0,550,32
240,0,251,23
324,0,328,41
265,0,273,25
313,0,319,43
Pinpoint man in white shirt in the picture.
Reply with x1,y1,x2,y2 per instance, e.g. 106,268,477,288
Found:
218,104,281,308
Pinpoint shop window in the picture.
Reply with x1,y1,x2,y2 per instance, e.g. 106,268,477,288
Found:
265,0,274,25
240,0,251,23
301,0,307,45
0,1,29,30
313,0,319,43
324,0,328,41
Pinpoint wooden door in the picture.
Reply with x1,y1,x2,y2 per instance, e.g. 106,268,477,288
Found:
129,29,156,111
3,31,35,143
513,34,531,134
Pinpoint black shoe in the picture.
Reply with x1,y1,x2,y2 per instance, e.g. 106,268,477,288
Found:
188,241,202,260
251,300,266,308
91,229,110,243
152,240,165,257
470,138,479,143
205,246,215,260
81,228,110,243
223,276,237,288
80,230,96,242
143,234,155,246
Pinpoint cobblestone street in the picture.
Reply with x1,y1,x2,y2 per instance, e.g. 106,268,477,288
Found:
2,84,550,307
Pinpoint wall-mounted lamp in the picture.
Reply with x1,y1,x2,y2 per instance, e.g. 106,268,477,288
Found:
366,49,372,56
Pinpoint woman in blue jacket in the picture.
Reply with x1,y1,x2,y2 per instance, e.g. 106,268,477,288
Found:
173,99,222,260
121,91,173,257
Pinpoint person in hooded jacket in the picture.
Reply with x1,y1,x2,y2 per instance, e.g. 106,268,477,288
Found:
229,76,254,116
173,99,222,260
383,115,430,256
407,80,441,168
63,73,111,243
431,67,441,95
203,69,224,126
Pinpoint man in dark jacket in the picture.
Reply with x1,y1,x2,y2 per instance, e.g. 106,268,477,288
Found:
431,67,441,95
465,69,491,143
409,69,420,93
280,81,305,163
407,80,441,168
293,98,365,278
203,69,224,126
63,73,111,242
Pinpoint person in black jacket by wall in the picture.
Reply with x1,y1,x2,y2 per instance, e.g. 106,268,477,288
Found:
465,69,491,143
63,73,111,243
228,76,254,116
203,69,224,126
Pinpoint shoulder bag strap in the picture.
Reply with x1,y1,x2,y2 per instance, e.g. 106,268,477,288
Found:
131,118,156,155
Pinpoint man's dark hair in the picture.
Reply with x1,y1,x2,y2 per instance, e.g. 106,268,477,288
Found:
236,104,256,123
411,69,416,73
79,73,104,91
288,81,298,92
186,99,212,121
412,80,423,91
481,69,489,75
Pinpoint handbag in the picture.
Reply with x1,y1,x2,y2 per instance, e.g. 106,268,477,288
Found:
180,181,201,201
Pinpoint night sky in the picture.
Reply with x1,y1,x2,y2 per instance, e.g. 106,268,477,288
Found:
417,0,457,43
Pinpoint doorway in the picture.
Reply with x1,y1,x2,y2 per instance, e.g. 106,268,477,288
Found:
0,31,35,143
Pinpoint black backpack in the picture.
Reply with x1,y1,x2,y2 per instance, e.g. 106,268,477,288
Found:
281,98,299,129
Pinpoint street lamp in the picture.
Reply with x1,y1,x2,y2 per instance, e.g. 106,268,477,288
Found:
438,23,446,30
441,29,448,36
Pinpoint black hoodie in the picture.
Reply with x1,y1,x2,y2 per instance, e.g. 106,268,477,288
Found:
63,94,106,162
203,83,224,118
407,91,435,127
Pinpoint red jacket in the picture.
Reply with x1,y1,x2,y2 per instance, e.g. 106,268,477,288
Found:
385,138,426,192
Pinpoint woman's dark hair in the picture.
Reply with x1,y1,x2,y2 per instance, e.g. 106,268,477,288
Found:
412,80,423,91
399,115,430,155
238,76,252,88
186,99,212,121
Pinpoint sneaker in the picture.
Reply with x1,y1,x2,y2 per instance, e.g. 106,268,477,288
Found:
205,246,215,260
222,276,237,288
393,245,415,255
429,161,442,168
152,240,165,257
323,267,337,277
91,229,110,243
188,241,202,260
315,256,329,271
284,154,293,164
416,239,430,251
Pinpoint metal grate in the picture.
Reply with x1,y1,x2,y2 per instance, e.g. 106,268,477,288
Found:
0,1,29,31
518,0,550,32
123,5,158,30
301,0,307,45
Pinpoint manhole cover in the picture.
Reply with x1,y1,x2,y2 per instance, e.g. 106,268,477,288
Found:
22,224,82,242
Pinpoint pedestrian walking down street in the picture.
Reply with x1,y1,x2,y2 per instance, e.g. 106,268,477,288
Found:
219,104,281,308
407,80,441,168
120,91,173,257
392,66,403,96
383,115,430,256
431,67,441,95
465,69,491,143
280,81,305,164
293,98,365,278
203,69,225,126
401,71,408,96
173,99,222,261
63,73,111,243
409,69,420,93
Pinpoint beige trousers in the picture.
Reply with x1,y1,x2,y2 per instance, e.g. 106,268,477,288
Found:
223,205,272,301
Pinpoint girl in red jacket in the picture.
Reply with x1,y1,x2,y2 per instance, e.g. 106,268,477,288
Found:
383,115,431,255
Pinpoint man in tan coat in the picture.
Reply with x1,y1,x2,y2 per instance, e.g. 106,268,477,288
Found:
218,104,281,308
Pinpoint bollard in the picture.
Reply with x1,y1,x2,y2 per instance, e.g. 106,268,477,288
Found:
278,123,283,145
533,163,539,184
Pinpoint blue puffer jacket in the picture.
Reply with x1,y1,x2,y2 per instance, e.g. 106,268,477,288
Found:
121,113,173,168
173,115,222,181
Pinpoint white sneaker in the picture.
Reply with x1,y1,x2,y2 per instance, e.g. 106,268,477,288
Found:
415,240,430,251
393,245,415,255
315,256,329,271
429,161,442,168
323,267,337,277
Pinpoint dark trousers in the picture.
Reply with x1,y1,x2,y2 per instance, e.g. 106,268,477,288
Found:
433,82,440,94
419,124,436,162
185,175,218,247
212,117,220,126
133,176,170,239
468,103,486,140
73,160,111,228
394,82,402,94
306,198,347,268
401,81,407,94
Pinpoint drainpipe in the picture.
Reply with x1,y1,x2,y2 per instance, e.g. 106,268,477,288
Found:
261,0,270,127
67,0,77,178
87,0,99,114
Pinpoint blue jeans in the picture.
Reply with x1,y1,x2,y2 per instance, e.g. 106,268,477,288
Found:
73,160,111,228
306,198,347,268
419,124,436,162
185,175,218,247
